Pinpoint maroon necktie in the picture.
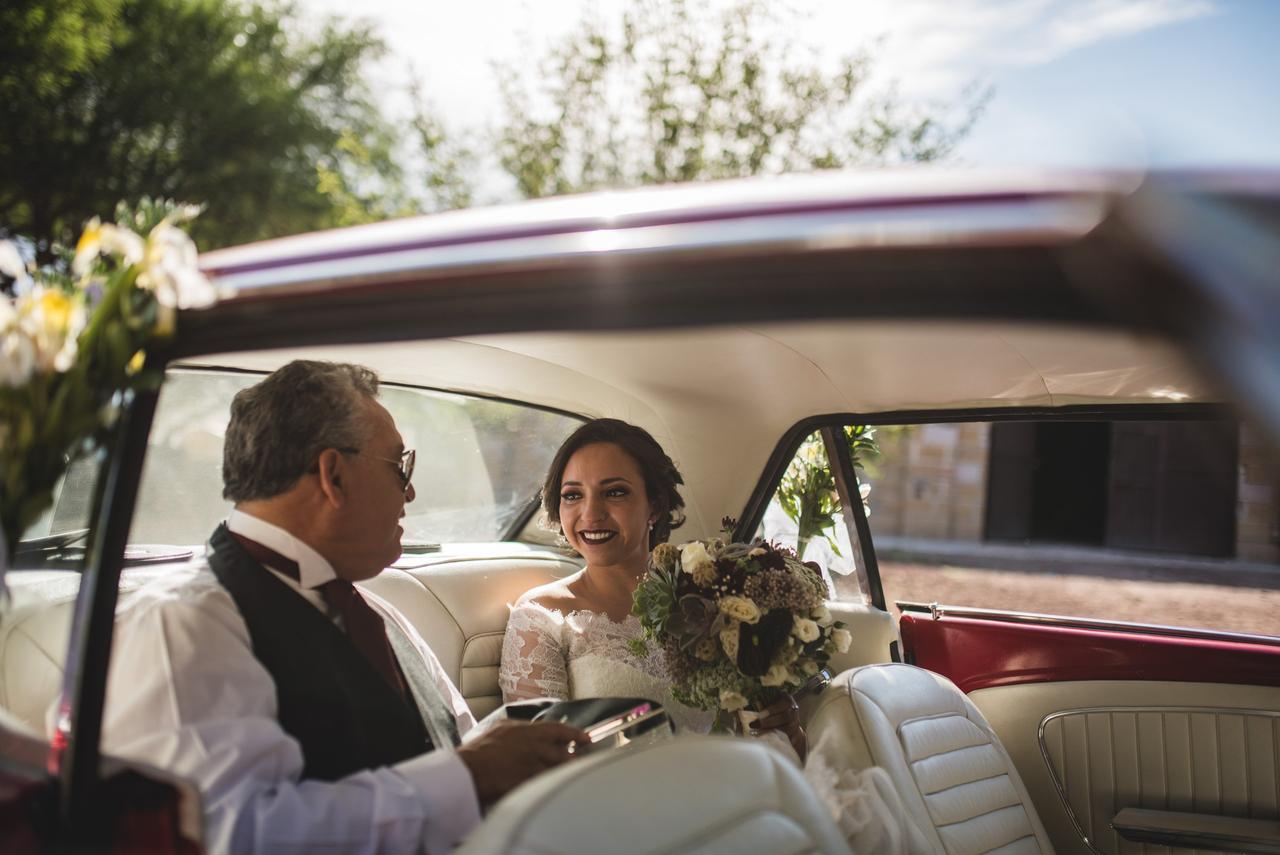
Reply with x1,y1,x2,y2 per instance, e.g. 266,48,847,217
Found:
230,533,412,703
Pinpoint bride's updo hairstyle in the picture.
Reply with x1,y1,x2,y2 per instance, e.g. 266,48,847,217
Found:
542,418,686,549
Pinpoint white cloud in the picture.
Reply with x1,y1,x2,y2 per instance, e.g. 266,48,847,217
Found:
801,0,1216,97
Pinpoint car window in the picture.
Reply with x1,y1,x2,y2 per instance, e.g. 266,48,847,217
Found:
755,426,877,603
863,416,1280,637
117,369,581,548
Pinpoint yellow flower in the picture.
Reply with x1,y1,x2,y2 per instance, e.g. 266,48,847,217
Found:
127,350,146,375
719,690,748,712
72,219,144,276
718,595,761,624
26,287,86,372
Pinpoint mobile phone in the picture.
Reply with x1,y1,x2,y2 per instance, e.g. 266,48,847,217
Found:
568,702,667,755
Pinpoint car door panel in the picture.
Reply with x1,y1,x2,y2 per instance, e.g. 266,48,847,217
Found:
970,681,1280,855
901,609,1280,854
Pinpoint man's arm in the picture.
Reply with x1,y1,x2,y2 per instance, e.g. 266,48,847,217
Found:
97,575,479,854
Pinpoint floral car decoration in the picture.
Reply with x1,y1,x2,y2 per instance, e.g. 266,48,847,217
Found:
632,520,852,718
0,202,218,561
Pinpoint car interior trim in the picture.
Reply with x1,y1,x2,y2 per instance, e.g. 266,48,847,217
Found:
54,386,163,843
899,601,1280,648
1038,706,1280,855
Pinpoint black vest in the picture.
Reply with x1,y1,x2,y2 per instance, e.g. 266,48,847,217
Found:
207,524,430,781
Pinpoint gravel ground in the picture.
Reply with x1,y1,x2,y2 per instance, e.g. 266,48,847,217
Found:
878,560,1280,637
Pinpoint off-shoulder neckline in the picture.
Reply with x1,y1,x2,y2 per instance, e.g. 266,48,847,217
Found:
514,599,640,628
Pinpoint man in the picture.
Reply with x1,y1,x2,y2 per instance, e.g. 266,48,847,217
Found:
99,361,585,853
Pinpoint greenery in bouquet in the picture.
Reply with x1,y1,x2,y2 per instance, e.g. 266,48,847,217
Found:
631,519,853,718
776,425,877,559
0,200,218,560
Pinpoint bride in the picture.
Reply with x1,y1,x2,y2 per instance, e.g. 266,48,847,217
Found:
499,418,908,851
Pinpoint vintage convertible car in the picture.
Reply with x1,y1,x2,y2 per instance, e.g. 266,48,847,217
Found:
2,169,1278,853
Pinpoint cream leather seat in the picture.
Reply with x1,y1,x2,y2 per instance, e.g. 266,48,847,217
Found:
0,571,85,730
806,664,1054,855
360,549,578,718
0,549,576,733
458,735,853,855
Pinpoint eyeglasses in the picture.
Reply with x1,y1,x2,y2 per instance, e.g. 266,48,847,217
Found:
337,446,415,492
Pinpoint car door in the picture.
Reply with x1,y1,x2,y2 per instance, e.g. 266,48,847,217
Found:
872,412,1280,854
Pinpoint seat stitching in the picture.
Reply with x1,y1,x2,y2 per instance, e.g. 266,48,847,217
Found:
919,770,1010,796
934,805,1033,830
910,739,997,764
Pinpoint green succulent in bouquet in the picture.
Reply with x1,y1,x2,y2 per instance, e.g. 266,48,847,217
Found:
0,200,219,561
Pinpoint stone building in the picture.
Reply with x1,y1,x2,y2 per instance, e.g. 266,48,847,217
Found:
863,419,1280,564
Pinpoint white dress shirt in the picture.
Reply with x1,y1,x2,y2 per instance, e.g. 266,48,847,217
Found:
90,510,481,854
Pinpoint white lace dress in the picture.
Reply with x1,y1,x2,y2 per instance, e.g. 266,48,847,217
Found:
499,600,910,853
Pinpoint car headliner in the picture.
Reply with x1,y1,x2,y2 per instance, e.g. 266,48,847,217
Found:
181,319,1217,543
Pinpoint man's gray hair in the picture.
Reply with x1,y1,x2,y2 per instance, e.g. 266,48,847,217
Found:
222,360,380,502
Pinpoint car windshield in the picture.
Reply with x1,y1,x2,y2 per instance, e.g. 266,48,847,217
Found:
26,368,582,552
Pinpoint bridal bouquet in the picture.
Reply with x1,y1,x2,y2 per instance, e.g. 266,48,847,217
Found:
631,520,852,718
0,201,218,561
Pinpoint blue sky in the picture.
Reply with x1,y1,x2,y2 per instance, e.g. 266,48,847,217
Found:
298,0,1280,196
955,1,1280,168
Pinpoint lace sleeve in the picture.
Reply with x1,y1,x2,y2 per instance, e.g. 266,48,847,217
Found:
499,601,569,702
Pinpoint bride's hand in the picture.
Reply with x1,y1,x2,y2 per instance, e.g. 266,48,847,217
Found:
750,694,807,760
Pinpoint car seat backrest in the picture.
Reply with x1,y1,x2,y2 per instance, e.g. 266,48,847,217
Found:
457,735,855,855
359,549,579,718
0,571,84,732
806,663,1055,855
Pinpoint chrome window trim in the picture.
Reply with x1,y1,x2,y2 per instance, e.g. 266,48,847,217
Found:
209,196,1107,296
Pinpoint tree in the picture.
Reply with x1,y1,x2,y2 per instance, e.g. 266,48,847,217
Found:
0,0,419,257
495,0,986,198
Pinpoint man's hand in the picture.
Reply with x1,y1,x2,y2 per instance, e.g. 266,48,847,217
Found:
457,720,589,807
750,694,807,760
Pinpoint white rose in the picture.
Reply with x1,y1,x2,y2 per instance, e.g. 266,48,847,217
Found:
832,628,852,654
680,541,717,586
760,663,791,687
811,606,833,627
719,690,748,712
800,660,820,677
719,622,740,660
791,617,820,643
718,595,761,624
748,546,767,557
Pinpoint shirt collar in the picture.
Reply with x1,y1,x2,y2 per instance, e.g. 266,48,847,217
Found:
227,509,338,589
